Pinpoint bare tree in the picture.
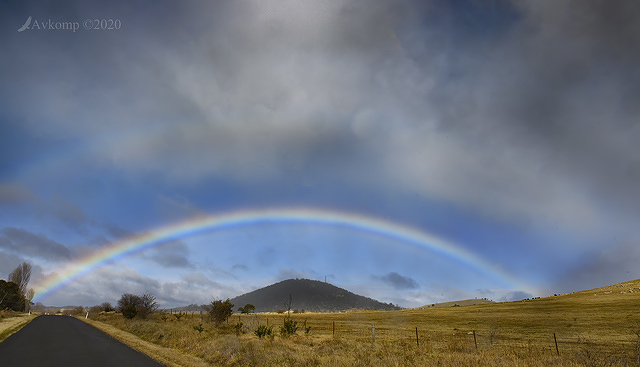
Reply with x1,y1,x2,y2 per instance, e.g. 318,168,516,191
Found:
9,262,32,297
8,262,32,311
25,288,35,312
138,293,158,319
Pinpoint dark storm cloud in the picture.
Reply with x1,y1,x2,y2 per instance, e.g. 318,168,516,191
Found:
0,227,71,261
2,0,638,231
2,0,640,307
379,272,419,290
424,0,640,225
555,241,640,293
0,185,122,238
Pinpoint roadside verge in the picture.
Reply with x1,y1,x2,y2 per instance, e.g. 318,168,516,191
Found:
0,313,37,342
79,317,209,367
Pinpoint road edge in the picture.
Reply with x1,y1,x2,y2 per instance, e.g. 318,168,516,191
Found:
0,314,38,343
78,317,209,367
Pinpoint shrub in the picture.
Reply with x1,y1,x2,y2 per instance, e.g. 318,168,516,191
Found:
89,305,102,316
116,293,158,319
193,323,205,334
118,294,141,314
209,299,234,326
255,324,273,339
233,322,244,335
122,304,137,319
280,318,298,337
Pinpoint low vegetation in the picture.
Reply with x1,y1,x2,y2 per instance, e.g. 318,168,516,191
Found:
84,280,640,366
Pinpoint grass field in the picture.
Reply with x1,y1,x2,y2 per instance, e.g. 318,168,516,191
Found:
87,279,640,366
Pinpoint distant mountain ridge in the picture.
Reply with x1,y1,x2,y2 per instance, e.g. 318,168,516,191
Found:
229,279,401,313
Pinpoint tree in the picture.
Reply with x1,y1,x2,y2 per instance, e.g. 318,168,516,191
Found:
238,303,255,314
209,299,234,326
0,280,24,311
25,288,35,312
138,293,158,319
8,262,32,311
117,293,141,319
101,302,115,312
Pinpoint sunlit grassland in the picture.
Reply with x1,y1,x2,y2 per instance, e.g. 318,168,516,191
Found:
0,311,37,342
87,280,640,366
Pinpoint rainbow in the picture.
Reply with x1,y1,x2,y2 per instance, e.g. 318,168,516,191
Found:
33,208,534,302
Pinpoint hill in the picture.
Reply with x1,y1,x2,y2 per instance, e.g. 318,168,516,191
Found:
417,298,495,309
229,279,401,313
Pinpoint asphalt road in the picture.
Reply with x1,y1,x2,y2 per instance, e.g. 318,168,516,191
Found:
0,315,165,367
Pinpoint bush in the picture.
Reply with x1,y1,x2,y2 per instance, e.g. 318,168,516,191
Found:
122,304,138,319
233,322,244,335
255,324,273,339
118,294,141,313
89,305,102,316
193,323,205,334
280,318,298,337
116,293,158,319
208,299,234,326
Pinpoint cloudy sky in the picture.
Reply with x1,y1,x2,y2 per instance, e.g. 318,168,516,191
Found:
1,0,639,308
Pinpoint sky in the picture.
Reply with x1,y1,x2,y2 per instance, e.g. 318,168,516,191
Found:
1,0,639,308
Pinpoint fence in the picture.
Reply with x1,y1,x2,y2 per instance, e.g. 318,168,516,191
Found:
158,310,638,358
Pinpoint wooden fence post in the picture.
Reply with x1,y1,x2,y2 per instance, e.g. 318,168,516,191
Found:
554,333,559,356
372,324,375,343
473,330,477,350
333,321,335,337
416,327,419,347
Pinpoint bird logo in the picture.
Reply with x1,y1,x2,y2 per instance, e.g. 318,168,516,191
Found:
17,16,32,32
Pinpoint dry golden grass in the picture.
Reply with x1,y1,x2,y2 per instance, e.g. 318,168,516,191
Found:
89,279,640,366
81,317,210,367
0,311,37,342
